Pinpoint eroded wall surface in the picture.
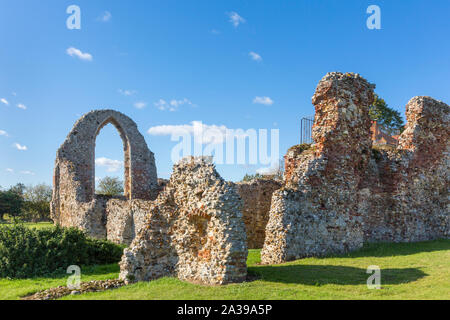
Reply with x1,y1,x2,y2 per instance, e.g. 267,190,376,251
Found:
119,157,248,285
261,72,449,264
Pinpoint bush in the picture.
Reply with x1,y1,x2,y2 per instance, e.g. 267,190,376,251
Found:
0,224,124,278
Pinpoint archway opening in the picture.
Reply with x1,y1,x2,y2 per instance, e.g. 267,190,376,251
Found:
94,119,131,199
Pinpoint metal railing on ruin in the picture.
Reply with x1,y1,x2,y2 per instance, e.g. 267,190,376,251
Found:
300,116,314,144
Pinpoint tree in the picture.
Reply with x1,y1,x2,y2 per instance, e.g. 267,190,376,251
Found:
369,94,405,135
241,159,285,182
9,183,26,196
23,183,52,222
241,173,265,182
0,188,24,221
96,177,124,196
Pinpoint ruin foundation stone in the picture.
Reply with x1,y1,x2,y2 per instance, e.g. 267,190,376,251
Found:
119,157,248,285
50,110,159,243
261,72,449,264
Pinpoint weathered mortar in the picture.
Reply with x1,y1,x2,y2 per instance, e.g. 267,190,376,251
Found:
119,157,248,285
262,72,449,264
234,179,282,249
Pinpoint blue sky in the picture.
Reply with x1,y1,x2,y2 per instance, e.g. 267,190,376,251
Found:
1,0,449,188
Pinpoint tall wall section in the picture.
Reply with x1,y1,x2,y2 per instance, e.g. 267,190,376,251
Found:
262,72,374,264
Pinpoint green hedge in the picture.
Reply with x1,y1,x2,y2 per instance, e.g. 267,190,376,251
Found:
0,224,124,278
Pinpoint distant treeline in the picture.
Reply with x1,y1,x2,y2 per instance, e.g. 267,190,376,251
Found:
0,183,52,222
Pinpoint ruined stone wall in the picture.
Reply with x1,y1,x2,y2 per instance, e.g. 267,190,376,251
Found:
262,72,374,264
262,72,449,265
234,179,282,249
50,110,159,241
119,157,248,285
360,96,449,242
50,109,277,249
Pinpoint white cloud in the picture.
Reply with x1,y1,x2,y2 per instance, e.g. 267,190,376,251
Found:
228,11,245,27
249,51,262,62
98,11,112,22
0,130,8,137
95,157,123,172
20,170,35,175
134,101,147,109
118,89,137,96
154,99,168,111
155,98,194,111
16,103,27,110
13,143,27,151
210,29,220,35
170,98,193,108
256,162,280,175
1,98,9,105
12,92,17,96
253,96,274,106
148,121,249,145
66,47,93,61
5,168,14,173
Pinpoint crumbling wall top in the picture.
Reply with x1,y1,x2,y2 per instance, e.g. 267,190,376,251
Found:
399,96,449,163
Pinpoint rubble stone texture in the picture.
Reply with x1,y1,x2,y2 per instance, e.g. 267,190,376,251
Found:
361,96,449,242
50,110,159,241
262,72,449,264
22,280,125,300
235,179,282,248
119,157,248,285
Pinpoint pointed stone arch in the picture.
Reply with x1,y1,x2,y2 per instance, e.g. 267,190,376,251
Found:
51,110,158,237
94,116,132,199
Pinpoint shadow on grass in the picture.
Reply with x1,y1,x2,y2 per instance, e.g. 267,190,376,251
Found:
335,239,450,259
16,263,120,281
249,265,427,286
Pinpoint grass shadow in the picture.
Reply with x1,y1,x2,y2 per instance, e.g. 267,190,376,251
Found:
333,239,450,259
249,264,427,286
14,263,120,281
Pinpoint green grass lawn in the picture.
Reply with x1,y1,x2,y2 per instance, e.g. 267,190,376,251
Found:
0,220,53,230
1,239,449,300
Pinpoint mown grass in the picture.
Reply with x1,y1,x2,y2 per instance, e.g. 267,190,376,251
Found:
0,221,53,230
0,264,119,300
0,239,448,300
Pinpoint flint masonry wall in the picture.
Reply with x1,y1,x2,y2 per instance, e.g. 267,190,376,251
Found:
235,180,282,249
360,96,449,242
119,157,248,285
50,110,159,242
262,72,374,264
261,72,449,264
